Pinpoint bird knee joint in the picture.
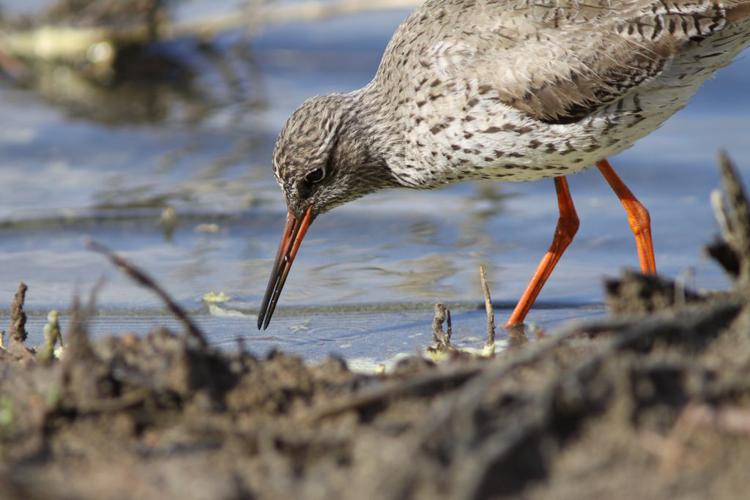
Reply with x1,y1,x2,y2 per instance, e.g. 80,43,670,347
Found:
568,214,581,236
556,213,580,243
628,203,651,235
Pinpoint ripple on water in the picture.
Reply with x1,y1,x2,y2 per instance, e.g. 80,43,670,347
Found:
0,4,747,360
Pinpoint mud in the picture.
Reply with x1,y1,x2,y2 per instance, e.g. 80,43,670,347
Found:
2,276,749,500
2,157,750,500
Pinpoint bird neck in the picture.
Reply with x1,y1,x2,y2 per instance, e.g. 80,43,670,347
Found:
338,84,403,190
342,80,404,188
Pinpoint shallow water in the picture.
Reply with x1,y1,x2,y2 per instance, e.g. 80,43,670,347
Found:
1,2,749,362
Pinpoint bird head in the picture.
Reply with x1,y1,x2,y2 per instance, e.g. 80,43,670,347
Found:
258,93,395,329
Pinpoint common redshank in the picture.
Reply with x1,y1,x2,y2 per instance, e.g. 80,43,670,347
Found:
258,0,750,330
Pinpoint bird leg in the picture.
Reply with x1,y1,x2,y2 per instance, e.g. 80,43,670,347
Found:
596,159,656,274
506,177,579,327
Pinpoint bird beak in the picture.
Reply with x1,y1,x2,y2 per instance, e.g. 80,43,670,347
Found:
257,206,315,330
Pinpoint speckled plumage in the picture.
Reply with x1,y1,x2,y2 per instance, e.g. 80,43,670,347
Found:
273,0,750,217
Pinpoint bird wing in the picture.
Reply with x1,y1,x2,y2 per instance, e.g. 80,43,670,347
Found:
424,0,747,123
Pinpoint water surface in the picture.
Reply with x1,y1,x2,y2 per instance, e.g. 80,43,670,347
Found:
1,2,749,361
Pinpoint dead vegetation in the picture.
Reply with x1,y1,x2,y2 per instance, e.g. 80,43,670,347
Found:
1,154,750,499
0,0,422,124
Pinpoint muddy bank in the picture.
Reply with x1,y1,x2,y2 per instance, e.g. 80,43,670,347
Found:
1,156,750,499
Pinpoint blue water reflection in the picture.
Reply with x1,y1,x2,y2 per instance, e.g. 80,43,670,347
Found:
0,2,748,360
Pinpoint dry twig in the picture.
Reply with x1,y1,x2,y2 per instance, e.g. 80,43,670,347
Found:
432,303,452,347
479,265,496,351
178,0,422,37
38,310,62,363
0,0,421,67
63,295,98,364
87,240,208,347
8,282,28,343
710,152,750,283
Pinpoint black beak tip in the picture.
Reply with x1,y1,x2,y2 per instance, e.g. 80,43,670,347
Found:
257,308,274,330
257,206,314,332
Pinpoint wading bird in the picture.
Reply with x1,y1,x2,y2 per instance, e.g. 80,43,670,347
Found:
258,0,750,329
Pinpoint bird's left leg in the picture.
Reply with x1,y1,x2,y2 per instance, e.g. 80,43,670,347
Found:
596,159,656,274
506,177,579,327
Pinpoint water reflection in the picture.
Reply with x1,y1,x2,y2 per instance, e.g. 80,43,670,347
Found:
28,57,207,124
367,253,459,299
0,1,748,358
0,1,269,126
456,183,514,249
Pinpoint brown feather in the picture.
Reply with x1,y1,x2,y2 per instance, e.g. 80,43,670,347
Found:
380,0,744,124
728,2,750,22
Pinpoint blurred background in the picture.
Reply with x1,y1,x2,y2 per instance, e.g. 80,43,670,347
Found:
1,0,749,362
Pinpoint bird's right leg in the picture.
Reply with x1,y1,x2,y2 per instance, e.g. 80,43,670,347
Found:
596,159,656,274
506,177,579,327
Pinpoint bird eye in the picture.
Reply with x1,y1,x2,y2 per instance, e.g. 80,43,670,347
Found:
305,168,326,184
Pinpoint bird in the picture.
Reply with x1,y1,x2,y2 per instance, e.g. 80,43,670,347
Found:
257,0,750,330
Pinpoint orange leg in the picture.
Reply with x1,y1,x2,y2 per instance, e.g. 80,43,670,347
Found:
506,177,579,327
596,159,656,274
